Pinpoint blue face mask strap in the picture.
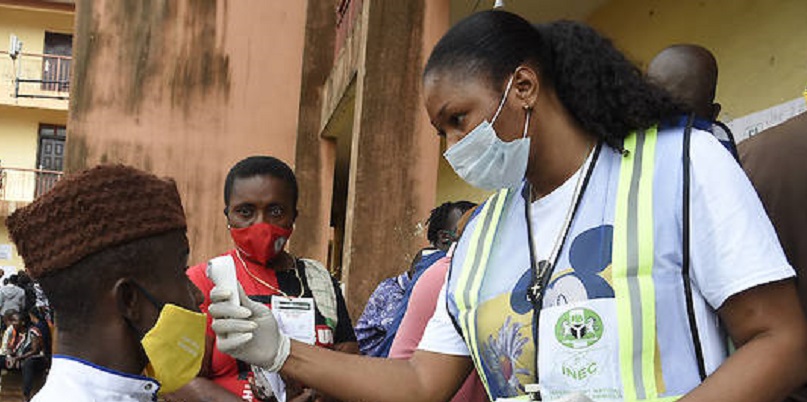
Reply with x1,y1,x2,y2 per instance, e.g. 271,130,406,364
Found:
491,74,516,124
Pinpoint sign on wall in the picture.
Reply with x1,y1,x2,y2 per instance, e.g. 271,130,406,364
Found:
729,97,807,143
0,244,12,261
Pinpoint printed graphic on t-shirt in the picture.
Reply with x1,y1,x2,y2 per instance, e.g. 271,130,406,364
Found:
475,224,615,398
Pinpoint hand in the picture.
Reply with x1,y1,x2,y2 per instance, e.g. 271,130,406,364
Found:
208,284,290,372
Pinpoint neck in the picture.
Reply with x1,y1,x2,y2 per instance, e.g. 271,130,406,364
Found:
56,324,146,376
265,251,294,272
526,92,597,199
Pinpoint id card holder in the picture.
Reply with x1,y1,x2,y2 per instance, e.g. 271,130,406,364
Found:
526,383,541,401
270,295,316,345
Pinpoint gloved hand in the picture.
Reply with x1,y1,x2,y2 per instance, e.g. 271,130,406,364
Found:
208,284,291,372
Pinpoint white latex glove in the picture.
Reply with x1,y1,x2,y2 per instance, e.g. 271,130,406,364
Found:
208,284,291,372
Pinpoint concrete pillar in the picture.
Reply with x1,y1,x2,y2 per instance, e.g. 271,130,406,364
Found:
290,1,337,266
341,0,450,319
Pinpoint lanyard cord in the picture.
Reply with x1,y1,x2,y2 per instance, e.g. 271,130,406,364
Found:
524,141,602,386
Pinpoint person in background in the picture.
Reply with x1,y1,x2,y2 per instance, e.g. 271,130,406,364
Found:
355,201,476,357
647,44,740,160
0,311,24,369
16,272,38,314
0,309,17,357
388,207,487,402
177,156,357,402
206,12,807,402
0,308,49,401
5,164,206,401
739,110,807,402
0,274,26,320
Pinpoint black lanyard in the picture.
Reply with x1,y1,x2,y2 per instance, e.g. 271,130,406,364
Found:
524,142,602,386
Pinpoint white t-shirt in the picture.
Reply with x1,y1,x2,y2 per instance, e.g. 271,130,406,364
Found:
418,130,794,361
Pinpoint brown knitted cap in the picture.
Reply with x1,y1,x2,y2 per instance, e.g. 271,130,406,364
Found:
5,165,187,279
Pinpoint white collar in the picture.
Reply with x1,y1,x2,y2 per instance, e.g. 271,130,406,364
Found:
50,355,160,397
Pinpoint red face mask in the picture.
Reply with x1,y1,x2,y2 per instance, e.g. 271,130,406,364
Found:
229,222,293,265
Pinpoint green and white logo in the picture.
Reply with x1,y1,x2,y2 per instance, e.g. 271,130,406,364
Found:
555,308,603,349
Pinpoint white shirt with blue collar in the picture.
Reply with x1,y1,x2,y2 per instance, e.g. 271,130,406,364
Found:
33,355,160,402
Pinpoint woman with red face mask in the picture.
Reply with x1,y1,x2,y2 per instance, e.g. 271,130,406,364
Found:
174,156,358,402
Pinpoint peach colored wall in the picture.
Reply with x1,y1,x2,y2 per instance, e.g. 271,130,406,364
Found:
68,0,307,266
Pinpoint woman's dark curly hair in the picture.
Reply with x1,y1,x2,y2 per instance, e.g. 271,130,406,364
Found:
424,11,682,151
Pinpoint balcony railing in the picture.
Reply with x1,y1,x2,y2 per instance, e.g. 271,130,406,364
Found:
0,167,63,203
1,50,71,100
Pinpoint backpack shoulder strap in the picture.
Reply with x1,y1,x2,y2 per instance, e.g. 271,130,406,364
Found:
682,114,708,381
301,259,339,330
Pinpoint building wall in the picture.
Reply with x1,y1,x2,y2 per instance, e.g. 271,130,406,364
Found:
0,105,66,273
68,0,307,266
0,105,67,169
0,5,73,111
0,225,23,276
587,0,807,120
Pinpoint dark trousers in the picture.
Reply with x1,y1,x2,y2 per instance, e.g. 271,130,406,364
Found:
1,355,49,398
21,356,48,397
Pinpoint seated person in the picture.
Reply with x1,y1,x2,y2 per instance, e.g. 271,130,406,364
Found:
177,156,357,402
5,165,206,401
0,309,17,356
0,309,49,401
0,311,25,370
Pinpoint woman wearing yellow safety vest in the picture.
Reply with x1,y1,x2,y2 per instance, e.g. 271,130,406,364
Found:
206,10,807,402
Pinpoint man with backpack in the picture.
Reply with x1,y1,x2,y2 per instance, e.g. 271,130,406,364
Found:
647,44,740,160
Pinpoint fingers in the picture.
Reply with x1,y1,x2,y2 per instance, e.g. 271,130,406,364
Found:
211,318,258,335
208,302,252,319
216,332,254,352
237,283,250,304
210,286,234,303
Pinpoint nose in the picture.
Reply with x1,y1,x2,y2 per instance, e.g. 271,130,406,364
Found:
248,210,266,226
445,132,464,149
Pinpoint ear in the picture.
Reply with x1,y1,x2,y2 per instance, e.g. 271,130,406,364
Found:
113,278,141,324
513,65,541,110
711,103,722,121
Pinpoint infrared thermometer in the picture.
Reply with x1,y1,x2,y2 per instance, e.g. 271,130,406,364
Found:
206,255,240,308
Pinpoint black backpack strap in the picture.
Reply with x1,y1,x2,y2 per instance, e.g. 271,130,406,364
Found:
683,113,708,381
713,120,741,164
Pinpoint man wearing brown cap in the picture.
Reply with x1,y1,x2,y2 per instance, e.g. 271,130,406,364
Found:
5,165,207,402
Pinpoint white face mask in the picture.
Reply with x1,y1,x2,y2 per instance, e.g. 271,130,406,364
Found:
443,74,532,190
